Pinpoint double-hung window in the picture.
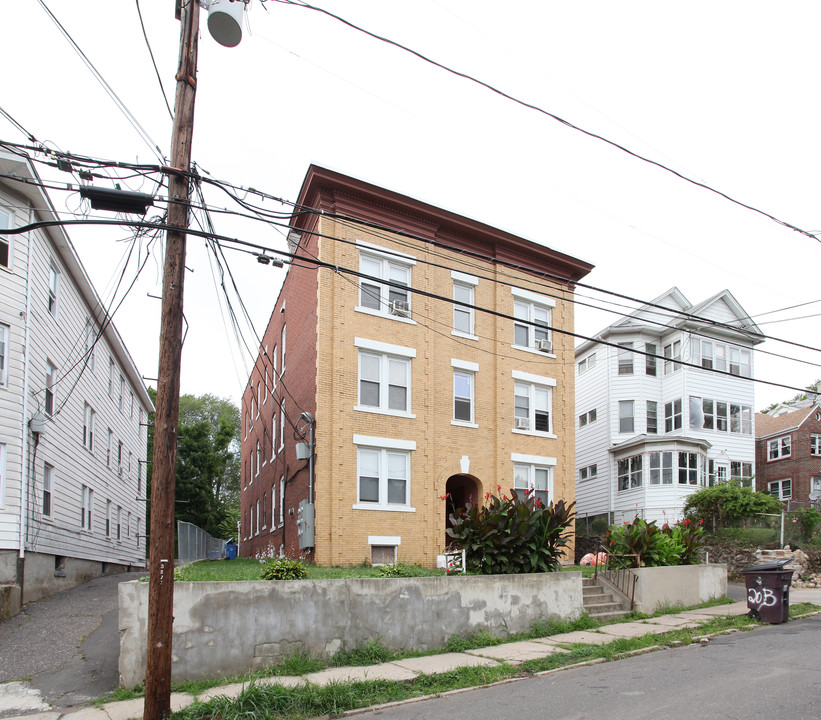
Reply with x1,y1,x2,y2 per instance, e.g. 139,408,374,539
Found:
512,453,554,506
355,338,415,416
0,207,9,268
767,435,791,461
83,403,95,451
617,343,633,374
678,452,698,485
279,399,285,452
578,353,597,374
730,461,753,486
663,339,681,374
618,455,643,490
42,463,54,518
452,359,478,425
645,343,657,376
452,272,478,337
84,320,96,372
512,288,554,352
48,264,59,317
358,244,414,318
769,478,791,500
649,451,674,484
81,485,93,531
646,401,658,434
512,371,555,435
354,436,415,510
106,500,112,536
811,434,821,456
618,400,634,433
45,361,56,416
665,398,682,432
0,323,8,388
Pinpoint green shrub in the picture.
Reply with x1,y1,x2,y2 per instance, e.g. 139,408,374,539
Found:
376,563,428,578
683,482,783,530
446,489,574,574
259,557,308,580
606,517,704,567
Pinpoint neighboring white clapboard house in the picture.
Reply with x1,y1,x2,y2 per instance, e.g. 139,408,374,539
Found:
0,149,153,615
575,287,764,527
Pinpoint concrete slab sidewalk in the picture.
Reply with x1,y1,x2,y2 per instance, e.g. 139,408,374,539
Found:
5,589,818,720
465,641,569,664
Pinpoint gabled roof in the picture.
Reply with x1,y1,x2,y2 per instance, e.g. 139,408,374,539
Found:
755,403,820,439
576,286,765,357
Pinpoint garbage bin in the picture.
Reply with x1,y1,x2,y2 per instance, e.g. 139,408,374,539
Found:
740,559,794,624
225,543,238,560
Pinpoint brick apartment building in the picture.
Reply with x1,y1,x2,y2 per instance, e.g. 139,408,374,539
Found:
239,165,592,566
755,402,821,505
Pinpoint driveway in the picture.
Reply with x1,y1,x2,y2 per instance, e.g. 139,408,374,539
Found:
0,571,146,709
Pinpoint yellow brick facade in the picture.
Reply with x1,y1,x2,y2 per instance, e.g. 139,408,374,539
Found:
242,166,592,567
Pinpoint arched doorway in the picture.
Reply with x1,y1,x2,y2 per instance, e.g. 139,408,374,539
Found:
444,474,480,547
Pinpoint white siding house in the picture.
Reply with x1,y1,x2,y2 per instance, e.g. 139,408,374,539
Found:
575,288,764,526
0,149,152,613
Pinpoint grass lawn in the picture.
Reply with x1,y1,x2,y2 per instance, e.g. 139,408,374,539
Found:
171,559,597,582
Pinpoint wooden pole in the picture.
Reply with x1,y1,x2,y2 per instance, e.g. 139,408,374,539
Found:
143,2,199,718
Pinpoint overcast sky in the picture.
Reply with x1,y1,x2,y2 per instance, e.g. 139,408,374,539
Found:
3,1,820,412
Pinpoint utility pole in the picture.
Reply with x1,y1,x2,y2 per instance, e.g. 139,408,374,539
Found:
143,2,200,718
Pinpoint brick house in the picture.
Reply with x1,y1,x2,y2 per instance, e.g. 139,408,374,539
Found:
239,165,592,566
755,402,821,505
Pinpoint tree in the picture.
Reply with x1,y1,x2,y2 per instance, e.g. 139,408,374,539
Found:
761,379,820,414
683,482,783,531
146,389,240,539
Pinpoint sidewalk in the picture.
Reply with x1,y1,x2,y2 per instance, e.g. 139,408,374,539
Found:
3,589,819,720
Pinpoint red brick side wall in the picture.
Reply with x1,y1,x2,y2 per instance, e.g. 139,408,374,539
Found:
755,411,821,502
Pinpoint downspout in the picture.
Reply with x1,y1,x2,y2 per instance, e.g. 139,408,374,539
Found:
18,205,34,594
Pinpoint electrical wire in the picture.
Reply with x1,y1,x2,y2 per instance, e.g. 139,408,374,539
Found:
35,0,166,163
134,0,174,121
271,0,819,244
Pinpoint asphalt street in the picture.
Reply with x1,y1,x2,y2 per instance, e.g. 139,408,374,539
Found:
364,614,821,720
0,571,146,709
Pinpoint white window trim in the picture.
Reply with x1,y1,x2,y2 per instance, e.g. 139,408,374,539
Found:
355,337,416,358
355,339,416,418
452,362,477,428
368,535,401,545
511,287,556,307
0,323,8,388
452,273,478,340
0,443,5,508
512,372,556,438
356,242,417,323
353,436,417,512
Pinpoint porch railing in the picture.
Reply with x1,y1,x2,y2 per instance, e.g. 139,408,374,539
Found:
592,544,639,610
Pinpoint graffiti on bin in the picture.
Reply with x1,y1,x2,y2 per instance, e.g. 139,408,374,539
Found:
748,587,778,611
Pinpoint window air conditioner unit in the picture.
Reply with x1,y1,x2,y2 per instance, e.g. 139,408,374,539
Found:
515,417,531,430
390,300,410,317
537,338,553,353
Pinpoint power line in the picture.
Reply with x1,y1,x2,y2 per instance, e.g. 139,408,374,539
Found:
35,0,165,163
272,0,819,244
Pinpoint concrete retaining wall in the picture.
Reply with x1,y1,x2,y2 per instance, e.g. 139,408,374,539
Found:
632,564,727,613
118,572,584,687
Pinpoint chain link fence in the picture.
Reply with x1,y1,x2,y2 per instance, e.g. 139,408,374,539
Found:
177,521,228,564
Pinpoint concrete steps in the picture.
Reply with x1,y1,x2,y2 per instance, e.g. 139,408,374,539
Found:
582,576,632,622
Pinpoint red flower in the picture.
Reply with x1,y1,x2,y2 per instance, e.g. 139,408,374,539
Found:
439,493,451,500
497,484,502,492
683,519,690,526
535,498,543,508
484,491,491,500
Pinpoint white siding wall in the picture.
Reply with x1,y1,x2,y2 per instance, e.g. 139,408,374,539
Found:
576,316,759,527
0,188,29,546
0,175,149,569
575,346,610,517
